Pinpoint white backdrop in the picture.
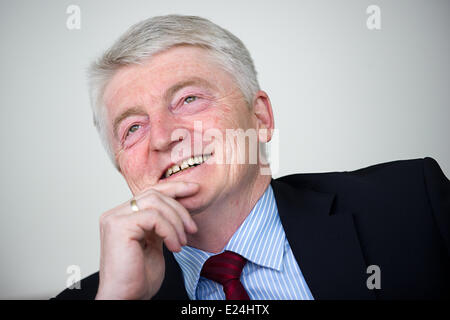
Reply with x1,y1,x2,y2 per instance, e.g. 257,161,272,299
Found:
0,0,449,299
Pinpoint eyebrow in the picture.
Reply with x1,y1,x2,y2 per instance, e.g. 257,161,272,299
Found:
162,77,215,102
112,77,215,139
113,106,147,139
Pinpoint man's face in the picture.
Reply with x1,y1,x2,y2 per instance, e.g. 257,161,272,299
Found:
102,45,261,213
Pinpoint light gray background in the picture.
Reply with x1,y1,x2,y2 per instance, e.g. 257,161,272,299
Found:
0,0,448,299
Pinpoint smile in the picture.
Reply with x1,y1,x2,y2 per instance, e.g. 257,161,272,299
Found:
162,153,213,179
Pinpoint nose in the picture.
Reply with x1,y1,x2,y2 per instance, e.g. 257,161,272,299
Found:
148,110,187,152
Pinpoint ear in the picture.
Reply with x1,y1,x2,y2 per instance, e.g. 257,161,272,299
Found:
252,90,274,143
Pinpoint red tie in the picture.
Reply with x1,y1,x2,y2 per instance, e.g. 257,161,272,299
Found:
200,250,250,300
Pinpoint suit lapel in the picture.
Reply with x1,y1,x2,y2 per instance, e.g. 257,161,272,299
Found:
271,178,376,300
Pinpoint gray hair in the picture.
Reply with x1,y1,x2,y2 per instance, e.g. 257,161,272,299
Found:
88,14,264,168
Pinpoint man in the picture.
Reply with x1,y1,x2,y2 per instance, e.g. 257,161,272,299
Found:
55,15,450,300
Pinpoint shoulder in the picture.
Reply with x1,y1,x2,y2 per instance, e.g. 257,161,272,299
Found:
274,157,447,195
273,157,450,227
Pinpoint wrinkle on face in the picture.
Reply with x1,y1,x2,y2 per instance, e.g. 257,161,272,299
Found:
102,45,260,210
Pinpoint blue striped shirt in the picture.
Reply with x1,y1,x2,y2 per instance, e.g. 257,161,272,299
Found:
173,184,314,300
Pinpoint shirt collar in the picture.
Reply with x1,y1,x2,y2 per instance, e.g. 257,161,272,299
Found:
173,184,285,300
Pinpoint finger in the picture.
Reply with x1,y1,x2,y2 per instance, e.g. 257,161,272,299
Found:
108,181,200,217
144,195,187,245
136,193,194,242
138,181,200,199
158,195,198,234
118,192,194,238
129,209,183,252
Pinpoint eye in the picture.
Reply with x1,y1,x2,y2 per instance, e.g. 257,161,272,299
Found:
126,124,141,137
184,96,197,104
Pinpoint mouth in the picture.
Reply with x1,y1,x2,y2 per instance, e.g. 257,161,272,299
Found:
160,152,213,180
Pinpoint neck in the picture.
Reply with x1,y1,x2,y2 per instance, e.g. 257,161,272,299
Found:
187,167,272,253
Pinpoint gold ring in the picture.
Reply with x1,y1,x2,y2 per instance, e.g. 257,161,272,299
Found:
130,199,139,212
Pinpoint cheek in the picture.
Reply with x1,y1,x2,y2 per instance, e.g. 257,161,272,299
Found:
217,103,252,129
118,148,147,179
206,109,234,132
214,108,255,165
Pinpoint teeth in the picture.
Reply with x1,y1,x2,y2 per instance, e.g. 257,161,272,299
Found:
180,161,189,170
163,153,212,179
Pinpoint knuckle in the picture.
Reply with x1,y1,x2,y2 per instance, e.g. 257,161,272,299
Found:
101,215,122,232
143,187,158,197
147,192,161,203
156,226,171,239
139,192,162,209
139,209,161,225
99,211,111,226
141,208,158,217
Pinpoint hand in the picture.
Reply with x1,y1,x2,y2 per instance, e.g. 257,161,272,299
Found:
95,181,199,300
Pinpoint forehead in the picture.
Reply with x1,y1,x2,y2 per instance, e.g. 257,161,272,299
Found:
102,46,228,115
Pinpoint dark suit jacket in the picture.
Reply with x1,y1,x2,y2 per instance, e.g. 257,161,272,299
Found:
54,157,450,299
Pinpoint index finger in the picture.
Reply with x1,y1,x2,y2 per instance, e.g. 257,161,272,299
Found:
138,181,200,199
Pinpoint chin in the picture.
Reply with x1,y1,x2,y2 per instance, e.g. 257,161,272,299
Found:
176,187,215,214
177,197,206,214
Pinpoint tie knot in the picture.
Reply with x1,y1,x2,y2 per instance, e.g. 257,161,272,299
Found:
200,251,247,286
